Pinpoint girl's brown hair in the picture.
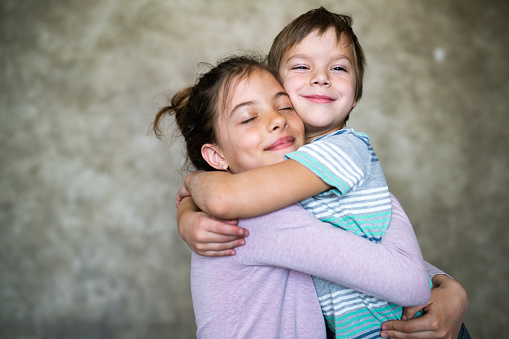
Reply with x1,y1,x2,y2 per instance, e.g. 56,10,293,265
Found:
153,54,277,171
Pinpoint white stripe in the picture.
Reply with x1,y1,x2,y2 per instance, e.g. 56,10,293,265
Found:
303,143,364,188
340,192,390,203
346,187,388,196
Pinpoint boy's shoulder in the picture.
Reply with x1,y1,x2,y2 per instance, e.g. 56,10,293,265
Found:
315,127,370,145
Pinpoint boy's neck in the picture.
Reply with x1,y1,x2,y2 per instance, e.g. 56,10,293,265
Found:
304,123,345,144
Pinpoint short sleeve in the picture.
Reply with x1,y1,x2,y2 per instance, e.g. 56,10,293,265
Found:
285,131,371,195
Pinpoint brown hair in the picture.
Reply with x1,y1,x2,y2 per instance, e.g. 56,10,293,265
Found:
268,7,366,121
152,54,277,171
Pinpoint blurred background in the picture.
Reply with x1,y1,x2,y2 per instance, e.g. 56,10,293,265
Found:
1,0,508,337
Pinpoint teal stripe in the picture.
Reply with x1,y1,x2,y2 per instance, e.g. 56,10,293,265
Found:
348,211,391,219
323,304,403,337
288,152,351,193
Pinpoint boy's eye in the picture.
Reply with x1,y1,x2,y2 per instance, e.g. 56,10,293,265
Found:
291,65,309,70
332,66,347,72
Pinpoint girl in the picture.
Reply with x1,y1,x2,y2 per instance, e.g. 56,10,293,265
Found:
154,55,432,338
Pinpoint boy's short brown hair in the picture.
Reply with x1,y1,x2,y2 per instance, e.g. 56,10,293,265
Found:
268,7,366,104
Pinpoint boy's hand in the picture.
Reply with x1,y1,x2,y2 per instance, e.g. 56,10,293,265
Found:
380,275,468,338
177,197,248,256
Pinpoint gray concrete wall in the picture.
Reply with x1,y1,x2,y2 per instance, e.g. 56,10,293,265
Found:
1,0,507,337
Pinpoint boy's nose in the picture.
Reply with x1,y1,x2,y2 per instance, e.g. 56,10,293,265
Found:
311,71,330,86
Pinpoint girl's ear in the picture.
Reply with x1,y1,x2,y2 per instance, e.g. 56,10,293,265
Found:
201,144,229,171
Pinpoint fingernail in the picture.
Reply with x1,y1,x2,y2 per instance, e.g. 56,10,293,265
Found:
401,315,407,321
382,325,388,330
380,332,388,338
239,240,245,246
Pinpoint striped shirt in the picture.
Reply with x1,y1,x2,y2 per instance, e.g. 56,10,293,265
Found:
286,127,403,338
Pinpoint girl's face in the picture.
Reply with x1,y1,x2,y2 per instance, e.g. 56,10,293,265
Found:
211,69,305,173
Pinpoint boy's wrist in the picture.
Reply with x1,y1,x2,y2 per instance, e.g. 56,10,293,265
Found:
183,171,201,198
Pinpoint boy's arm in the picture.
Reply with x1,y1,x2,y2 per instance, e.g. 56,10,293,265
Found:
184,159,330,219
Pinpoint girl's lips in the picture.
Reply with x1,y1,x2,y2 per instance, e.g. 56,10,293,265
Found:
302,94,336,103
265,136,296,151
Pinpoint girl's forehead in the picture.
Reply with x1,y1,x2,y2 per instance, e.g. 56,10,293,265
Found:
219,69,281,116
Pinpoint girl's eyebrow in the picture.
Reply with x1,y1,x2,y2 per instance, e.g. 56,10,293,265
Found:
229,91,289,117
230,101,255,117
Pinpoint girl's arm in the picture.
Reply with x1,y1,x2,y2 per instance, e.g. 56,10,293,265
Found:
183,159,329,219
235,194,431,306
177,198,468,337
381,274,469,339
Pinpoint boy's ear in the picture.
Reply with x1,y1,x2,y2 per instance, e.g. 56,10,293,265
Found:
201,144,229,171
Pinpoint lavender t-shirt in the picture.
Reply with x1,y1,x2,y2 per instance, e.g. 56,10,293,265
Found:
191,195,432,338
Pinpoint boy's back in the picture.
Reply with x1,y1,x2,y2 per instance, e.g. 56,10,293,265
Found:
287,127,403,337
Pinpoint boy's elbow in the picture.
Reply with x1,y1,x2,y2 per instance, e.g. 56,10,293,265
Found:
202,193,233,219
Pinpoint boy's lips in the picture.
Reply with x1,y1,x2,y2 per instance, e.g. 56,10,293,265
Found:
265,136,296,151
302,94,336,103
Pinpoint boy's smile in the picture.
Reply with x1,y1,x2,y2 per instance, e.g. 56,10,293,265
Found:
278,27,357,142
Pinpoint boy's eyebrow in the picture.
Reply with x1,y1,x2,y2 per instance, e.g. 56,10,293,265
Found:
229,91,289,117
285,53,352,64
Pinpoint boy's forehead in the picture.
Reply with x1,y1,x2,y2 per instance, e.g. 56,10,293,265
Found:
284,29,354,58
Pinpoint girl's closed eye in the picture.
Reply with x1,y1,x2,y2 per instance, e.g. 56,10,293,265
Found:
241,116,257,124
278,106,295,113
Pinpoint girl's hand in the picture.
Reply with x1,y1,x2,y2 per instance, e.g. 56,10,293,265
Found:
380,274,468,338
175,171,206,208
177,197,249,256
175,183,191,208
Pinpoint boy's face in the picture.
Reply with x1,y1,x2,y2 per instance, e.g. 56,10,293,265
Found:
214,69,305,173
278,27,357,141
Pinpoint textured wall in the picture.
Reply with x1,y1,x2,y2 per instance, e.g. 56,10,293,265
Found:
1,0,507,338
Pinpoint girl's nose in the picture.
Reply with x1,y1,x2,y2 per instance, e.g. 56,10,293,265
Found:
268,110,288,132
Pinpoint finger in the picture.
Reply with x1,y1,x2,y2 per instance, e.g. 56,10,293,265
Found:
197,237,246,250
175,194,182,208
197,248,237,257
380,328,433,339
382,315,433,336
210,221,249,237
210,216,240,226
401,305,423,320
221,219,240,226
